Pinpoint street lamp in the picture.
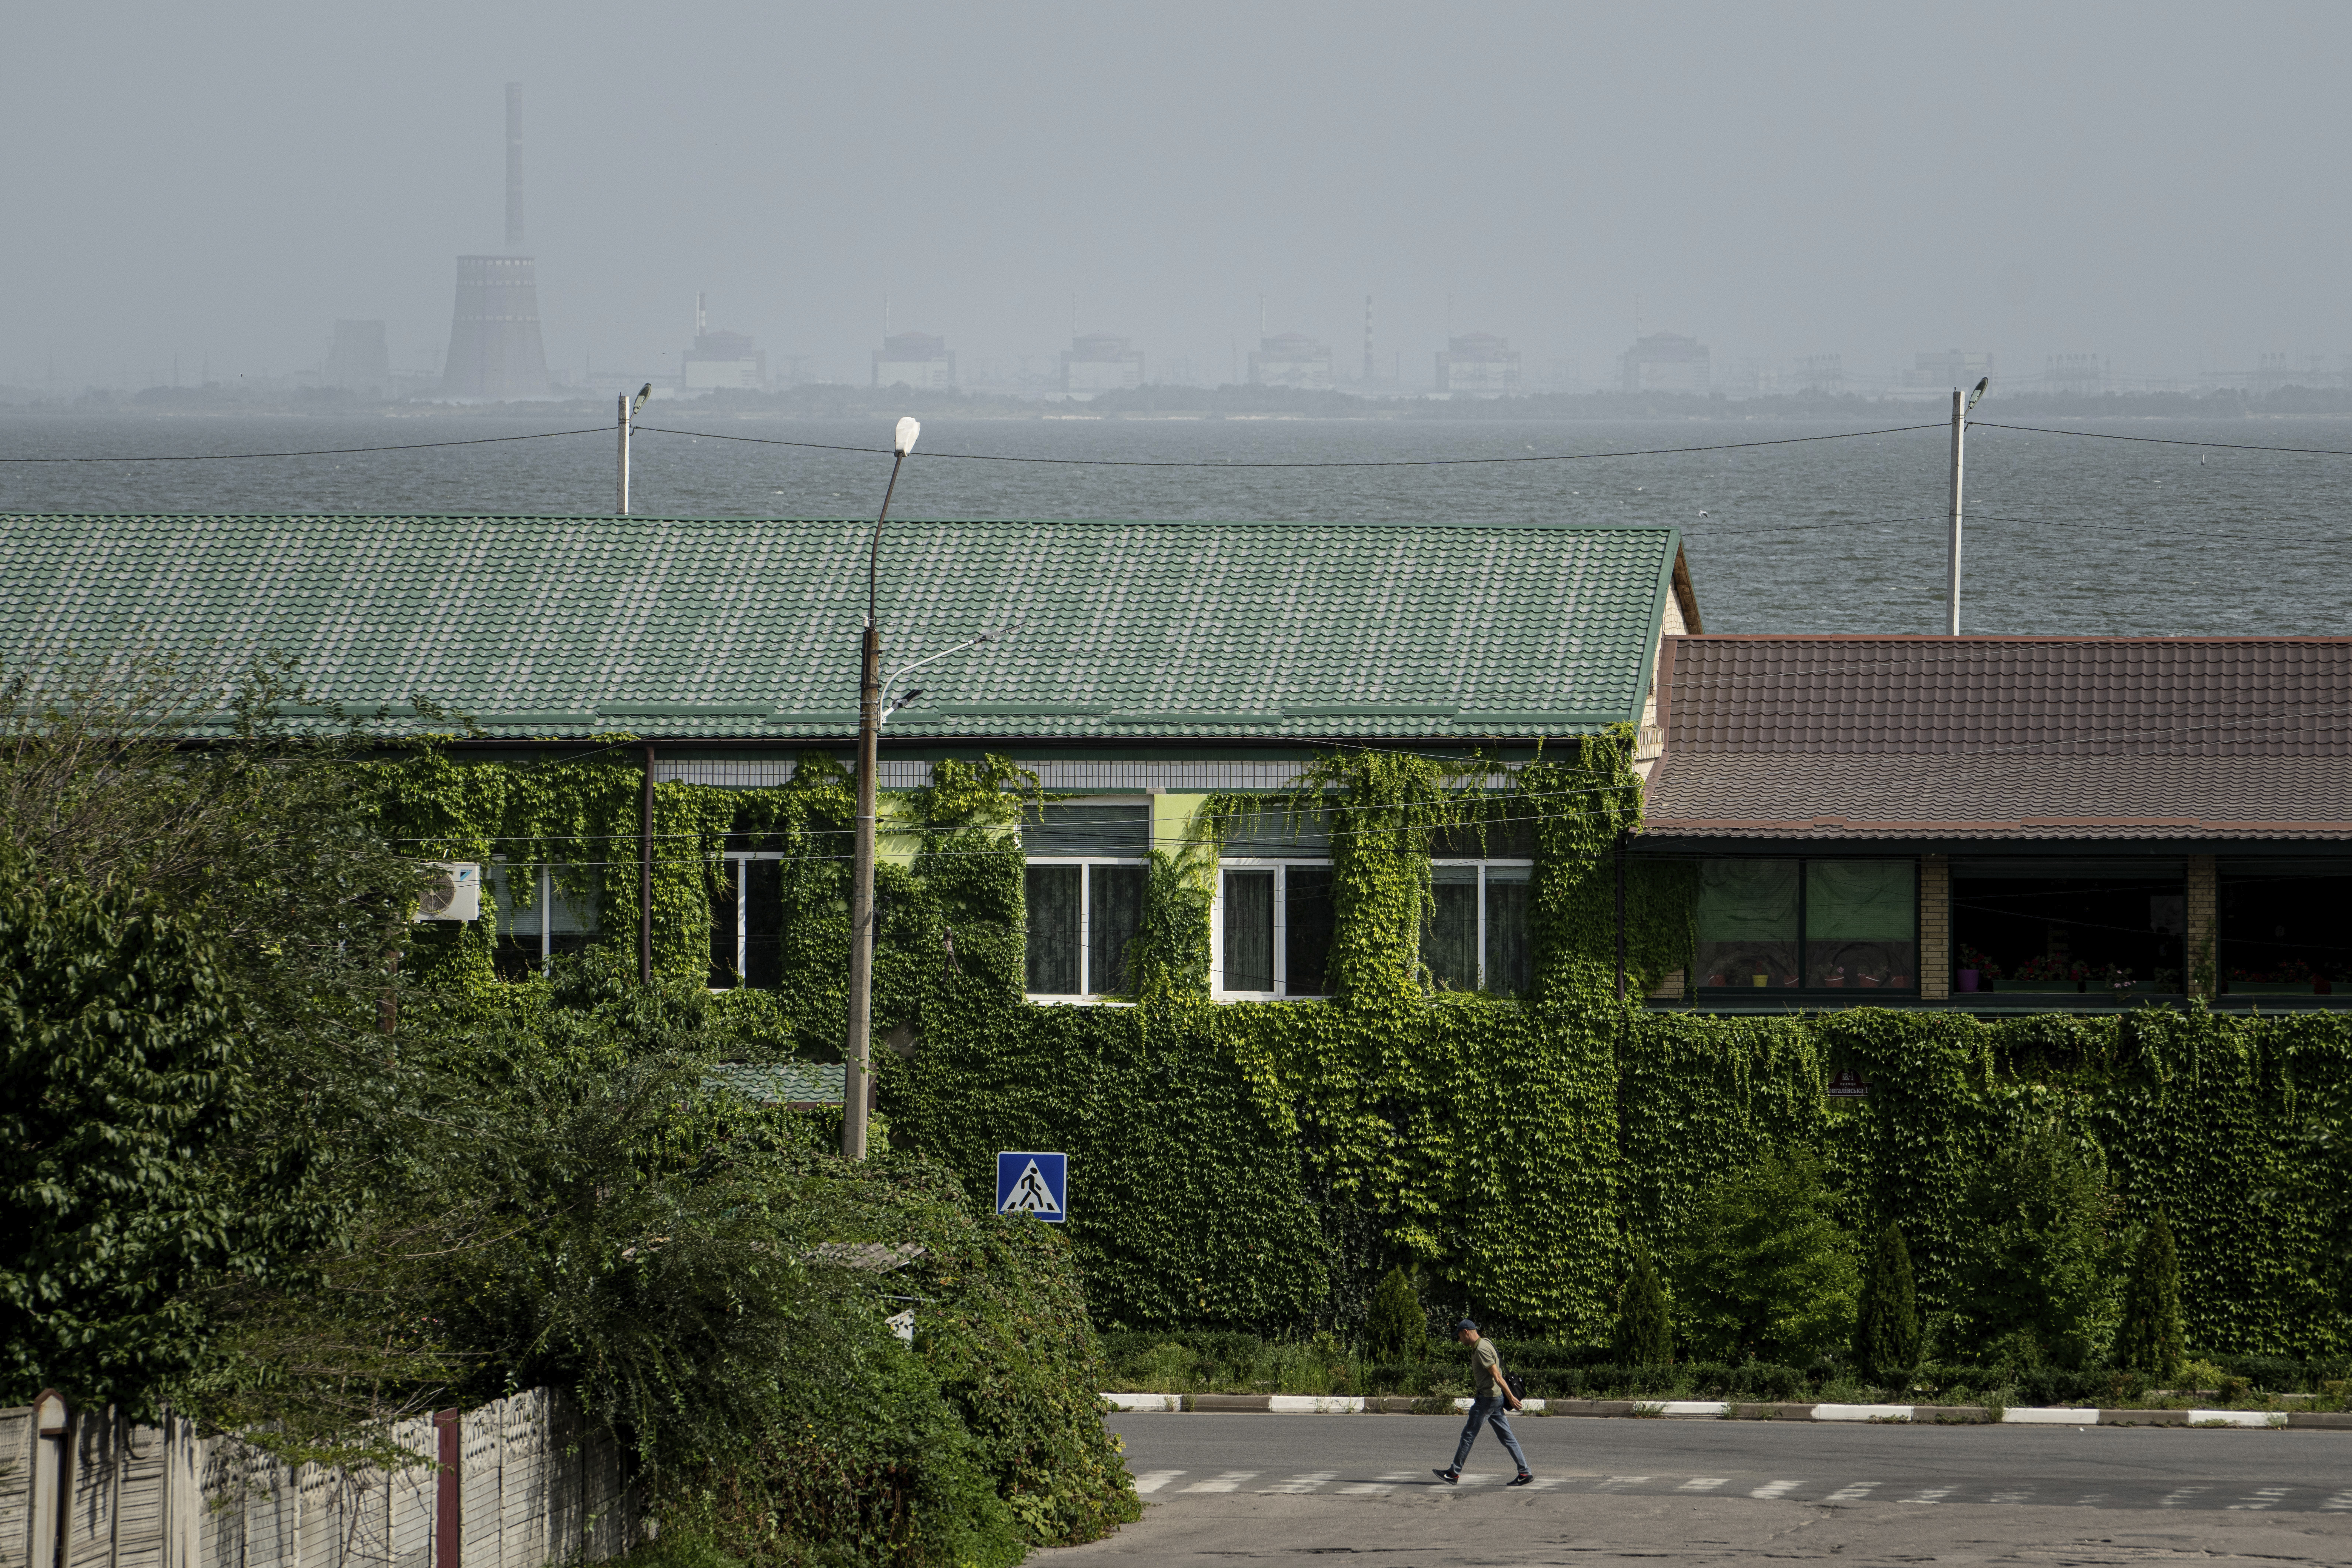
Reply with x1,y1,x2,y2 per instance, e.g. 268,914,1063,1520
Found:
1945,376,1989,635
844,416,919,1161
616,382,651,515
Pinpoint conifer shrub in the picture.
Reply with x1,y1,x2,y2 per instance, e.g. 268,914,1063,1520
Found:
1613,1245,1673,1365
1673,1150,1858,1364
2116,1209,2185,1383
1853,1221,1922,1384
1364,1265,1427,1364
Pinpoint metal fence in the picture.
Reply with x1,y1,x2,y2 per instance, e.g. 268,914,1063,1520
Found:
3,1390,633,1568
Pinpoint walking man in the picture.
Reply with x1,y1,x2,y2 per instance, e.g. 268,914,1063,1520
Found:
1435,1318,1533,1486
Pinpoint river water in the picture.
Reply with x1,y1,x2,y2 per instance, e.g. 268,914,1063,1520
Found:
4,411,2346,636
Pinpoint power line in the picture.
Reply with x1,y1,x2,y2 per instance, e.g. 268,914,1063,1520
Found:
0,427,610,464
632,422,1946,469
1973,421,2352,458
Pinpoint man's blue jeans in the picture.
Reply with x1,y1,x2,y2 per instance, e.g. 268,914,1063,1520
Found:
1450,1395,1530,1473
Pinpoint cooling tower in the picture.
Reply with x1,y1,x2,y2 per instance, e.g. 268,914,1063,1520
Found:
440,83,550,399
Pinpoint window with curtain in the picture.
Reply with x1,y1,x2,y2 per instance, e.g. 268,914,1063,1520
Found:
1693,857,1917,993
1421,862,1533,995
1222,869,1275,992
1214,860,1334,996
709,855,785,988
1023,803,1150,996
1804,860,1917,990
493,862,598,981
1695,859,1801,990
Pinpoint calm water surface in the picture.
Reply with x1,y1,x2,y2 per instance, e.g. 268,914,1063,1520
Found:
5,411,2346,636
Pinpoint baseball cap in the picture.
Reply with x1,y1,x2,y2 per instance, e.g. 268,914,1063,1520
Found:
1455,1318,1479,1332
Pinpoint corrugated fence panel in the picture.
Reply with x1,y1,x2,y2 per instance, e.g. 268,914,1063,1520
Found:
198,1431,244,1568
238,1446,293,1568
165,1417,202,1568
114,1423,171,1568
0,1407,32,1568
496,1394,545,1568
384,1419,435,1568
64,1415,117,1568
292,1468,339,1568
457,1411,500,1568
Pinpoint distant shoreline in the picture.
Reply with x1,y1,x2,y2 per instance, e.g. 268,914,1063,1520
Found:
10,384,2352,425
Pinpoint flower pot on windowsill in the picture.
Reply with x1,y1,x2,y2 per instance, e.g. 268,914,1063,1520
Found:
1957,969,1980,993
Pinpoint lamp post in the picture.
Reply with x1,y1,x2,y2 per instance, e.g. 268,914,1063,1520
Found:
1945,376,1989,635
845,416,920,1160
616,382,650,515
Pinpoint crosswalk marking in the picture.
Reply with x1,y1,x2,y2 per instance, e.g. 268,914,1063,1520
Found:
1337,1471,1418,1496
2073,1493,2108,1507
1595,1475,1652,1491
2160,1488,2209,1508
1750,1481,1803,1500
1258,1473,1336,1494
1523,1478,1569,1491
1678,1478,1728,1492
1132,1470,1184,1495
1181,1472,1258,1493
1986,1490,2032,1506
1902,1488,1954,1505
2324,1490,2352,1511
1458,1473,1503,1487
2229,1487,2291,1511
1822,1483,1880,1503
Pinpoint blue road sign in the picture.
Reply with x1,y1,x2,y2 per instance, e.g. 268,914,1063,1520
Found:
995,1151,1067,1222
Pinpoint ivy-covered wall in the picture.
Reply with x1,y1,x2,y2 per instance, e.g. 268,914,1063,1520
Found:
369,733,2352,1356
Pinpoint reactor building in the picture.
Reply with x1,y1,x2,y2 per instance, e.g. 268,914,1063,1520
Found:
440,83,551,400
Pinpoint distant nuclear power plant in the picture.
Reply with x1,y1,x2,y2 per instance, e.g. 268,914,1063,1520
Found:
440,83,550,400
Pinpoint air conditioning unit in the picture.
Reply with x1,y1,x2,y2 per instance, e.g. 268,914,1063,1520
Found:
416,862,482,922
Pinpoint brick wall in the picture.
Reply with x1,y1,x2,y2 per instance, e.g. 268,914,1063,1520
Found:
2186,854,2217,997
1919,854,1950,1000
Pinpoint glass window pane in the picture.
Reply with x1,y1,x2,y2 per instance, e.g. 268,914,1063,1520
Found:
1424,867,1479,991
709,861,739,987
1088,864,1148,995
1222,869,1275,992
1025,865,1081,992
1484,877,1532,996
744,859,783,988
492,864,541,936
1695,858,1799,990
1024,804,1151,856
1286,866,1336,995
1805,860,1916,990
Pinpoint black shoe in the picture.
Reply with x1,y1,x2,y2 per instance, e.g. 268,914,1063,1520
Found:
1433,1468,1459,1485
1509,1473,1536,1487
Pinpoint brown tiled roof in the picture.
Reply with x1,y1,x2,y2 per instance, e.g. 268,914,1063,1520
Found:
1643,636,2352,840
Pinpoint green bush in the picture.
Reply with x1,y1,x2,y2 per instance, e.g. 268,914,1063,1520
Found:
1951,1117,2118,1368
1364,1266,1427,1364
2116,1210,2185,1383
1673,1150,1858,1364
1853,1222,1921,1383
1612,1245,1673,1364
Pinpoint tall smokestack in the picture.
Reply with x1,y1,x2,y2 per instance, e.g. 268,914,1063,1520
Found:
443,83,550,399
504,82,525,251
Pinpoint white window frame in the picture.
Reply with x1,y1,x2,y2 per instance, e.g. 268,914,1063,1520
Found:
1023,856,1148,1002
1427,858,1536,992
714,850,785,988
1211,857,1335,1000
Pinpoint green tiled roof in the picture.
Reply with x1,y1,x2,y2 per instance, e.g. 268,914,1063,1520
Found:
2,514,1681,742
705,1061,846,1105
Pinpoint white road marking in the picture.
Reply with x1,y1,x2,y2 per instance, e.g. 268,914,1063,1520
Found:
1338,1471,1419,1497
2324,1490,2352,1511
1132,1470,1185,1495
1986,1490,2033,1506
1822,1483,1881,1503
1594,1475,1652,1491
1258,1473,1336,1494
1903,1488,1954,1505
1750,1480,1803,1500
2160,1488,2209,1508
1181,1472,1258,1493
1677,1478,1728,1492
1457,1473,1502,1487
2073,1493,2108,1507
1523,1478,1569,1490
2229,1487,2291,1511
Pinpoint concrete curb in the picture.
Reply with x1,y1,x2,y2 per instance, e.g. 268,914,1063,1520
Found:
1102,1394,2345,1428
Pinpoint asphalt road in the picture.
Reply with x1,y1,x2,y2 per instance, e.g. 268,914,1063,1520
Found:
1044,1412,2352,1565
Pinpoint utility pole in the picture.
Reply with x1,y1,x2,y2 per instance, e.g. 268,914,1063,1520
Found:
617,383,650,516
1946,377,1988,635
846,416,920,1160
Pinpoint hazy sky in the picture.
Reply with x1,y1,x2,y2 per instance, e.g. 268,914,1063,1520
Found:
9,0,2349,390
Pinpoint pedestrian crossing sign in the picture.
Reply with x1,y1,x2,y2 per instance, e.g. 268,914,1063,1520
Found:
996,1151,1067,1222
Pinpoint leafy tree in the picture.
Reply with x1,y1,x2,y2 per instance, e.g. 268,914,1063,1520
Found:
2114,1209,2184,1383
1613,1244,1673,1364
1673,1150,1858,1363
1952,1116,2118,1369
1853,1221,1922,1384
1364,1265,1427,1363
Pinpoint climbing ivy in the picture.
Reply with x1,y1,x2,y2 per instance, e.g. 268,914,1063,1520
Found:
349,733,2352,1356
